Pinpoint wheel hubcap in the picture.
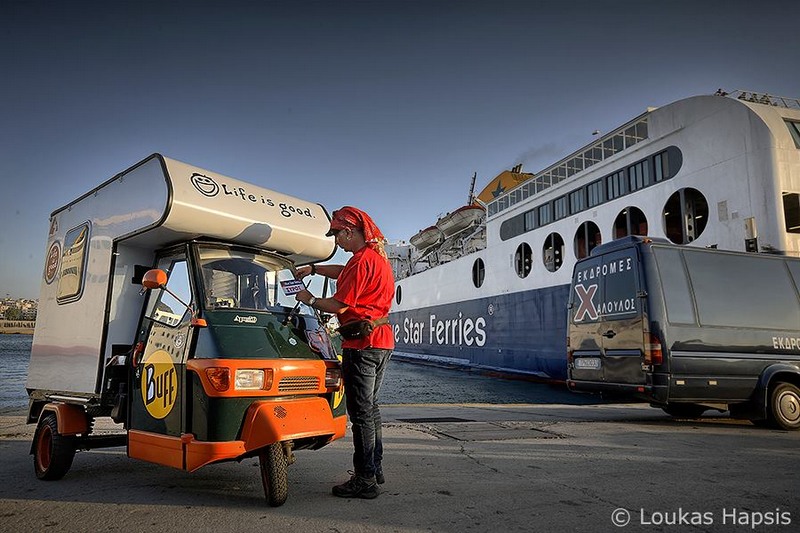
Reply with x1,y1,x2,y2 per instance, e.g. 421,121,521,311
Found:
778,391,800,423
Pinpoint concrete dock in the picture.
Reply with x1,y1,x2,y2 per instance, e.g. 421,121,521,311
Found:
1,403,798,532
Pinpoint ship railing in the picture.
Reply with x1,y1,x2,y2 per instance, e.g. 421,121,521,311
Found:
487,89,800,220
728,89,800,110
487,113,650,219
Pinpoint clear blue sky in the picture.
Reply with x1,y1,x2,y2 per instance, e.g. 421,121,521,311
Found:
2,0,799,299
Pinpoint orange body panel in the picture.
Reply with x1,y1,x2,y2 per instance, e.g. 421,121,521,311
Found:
127,398,346,472
184,437,247,472
43,403,88,436
128,430,183,469
240,397,342,453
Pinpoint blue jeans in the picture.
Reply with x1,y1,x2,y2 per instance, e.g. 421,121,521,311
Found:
342,347,392,479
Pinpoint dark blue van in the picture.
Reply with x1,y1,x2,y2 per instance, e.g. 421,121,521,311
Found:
566,236,800,430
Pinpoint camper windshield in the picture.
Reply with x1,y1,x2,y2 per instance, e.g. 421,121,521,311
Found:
198,247,299,311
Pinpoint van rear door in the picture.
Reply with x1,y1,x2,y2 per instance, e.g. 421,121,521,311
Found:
599,248,645,385
570,246,646,386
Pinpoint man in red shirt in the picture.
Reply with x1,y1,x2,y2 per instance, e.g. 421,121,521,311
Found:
295,206,395,499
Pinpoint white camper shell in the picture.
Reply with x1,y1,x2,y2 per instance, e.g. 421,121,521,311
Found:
27,154,335,398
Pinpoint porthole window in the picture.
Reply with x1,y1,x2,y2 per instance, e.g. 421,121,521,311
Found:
663,188,709,244
574,222,602,260
543,232,564,272
515,242,533,278
472,258,485,288
395,285,402,305
613,206,648,239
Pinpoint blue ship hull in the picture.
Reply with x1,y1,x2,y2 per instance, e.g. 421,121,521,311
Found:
389,284,571,380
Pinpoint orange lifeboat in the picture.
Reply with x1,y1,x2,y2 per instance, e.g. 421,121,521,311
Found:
410,225,443,250
435,205,484,237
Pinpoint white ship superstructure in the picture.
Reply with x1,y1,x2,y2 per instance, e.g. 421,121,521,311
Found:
388,90,800,379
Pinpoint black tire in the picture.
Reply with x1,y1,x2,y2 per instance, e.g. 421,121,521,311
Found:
767,382,800,431
259,442,289,507
33,413,76,480
662,404,707,419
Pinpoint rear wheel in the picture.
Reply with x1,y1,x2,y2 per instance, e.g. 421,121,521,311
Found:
767,382,800,431
259,442,288,507
33,413,76,480
662,403,707,419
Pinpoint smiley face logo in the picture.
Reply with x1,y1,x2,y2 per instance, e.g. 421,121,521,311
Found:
190,173,219,197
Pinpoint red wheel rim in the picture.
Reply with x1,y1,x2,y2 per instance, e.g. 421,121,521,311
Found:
37,425,52,470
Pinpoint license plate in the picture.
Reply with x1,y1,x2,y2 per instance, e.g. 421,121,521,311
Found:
574,357,601,370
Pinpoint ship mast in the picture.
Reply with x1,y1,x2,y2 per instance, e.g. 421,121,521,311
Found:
468,172,477,205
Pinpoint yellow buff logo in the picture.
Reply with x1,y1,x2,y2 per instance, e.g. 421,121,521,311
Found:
140,350,177,419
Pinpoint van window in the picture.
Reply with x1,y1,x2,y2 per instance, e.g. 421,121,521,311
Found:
570,249,638,323
653,247,696,324
147,259,191,327
785,262,800,295
684,250,800,329
602,250,639,320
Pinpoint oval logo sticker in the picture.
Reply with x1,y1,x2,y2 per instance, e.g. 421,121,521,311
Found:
44,241,61,284
140,350,178,419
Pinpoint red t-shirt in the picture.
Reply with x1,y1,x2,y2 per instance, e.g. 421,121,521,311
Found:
334,246,395,350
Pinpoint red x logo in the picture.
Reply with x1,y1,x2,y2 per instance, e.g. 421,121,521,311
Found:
574,283,599,322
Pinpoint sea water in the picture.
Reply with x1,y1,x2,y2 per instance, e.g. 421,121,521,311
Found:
0,334,593,413
0,334,32,412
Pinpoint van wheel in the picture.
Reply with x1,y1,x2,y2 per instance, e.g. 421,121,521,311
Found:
767,382,800,431
662,404,707,419
33,413,76,480
259,442,288,507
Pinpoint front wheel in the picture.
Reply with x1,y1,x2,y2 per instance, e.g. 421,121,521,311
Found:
259,442,288,507
767,382,800,431
33,413,76,480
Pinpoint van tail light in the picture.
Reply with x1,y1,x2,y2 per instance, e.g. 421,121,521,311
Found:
566,337,573,365
644,332,663,366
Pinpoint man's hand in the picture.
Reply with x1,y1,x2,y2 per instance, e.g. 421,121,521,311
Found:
295,265,313,280
295,289,315,305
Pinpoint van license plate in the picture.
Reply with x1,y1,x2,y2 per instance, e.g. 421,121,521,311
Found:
574,357,601,370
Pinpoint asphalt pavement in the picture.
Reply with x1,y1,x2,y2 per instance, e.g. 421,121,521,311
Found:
2,402,798,533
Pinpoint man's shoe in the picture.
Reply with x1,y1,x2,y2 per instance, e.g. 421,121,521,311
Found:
375,468,385,485
332,474,379,499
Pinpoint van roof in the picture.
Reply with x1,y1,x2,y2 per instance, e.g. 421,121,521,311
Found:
589,235,672,256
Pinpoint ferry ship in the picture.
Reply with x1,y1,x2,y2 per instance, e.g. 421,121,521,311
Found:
387,90,800,381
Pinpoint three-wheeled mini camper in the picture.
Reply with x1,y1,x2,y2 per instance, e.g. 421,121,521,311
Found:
566,236,800,430
26,154,346,506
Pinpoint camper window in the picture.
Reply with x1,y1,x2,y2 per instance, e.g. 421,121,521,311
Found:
57,222,91,303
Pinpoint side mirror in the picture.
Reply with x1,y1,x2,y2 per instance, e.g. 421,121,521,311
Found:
141,269,168,290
